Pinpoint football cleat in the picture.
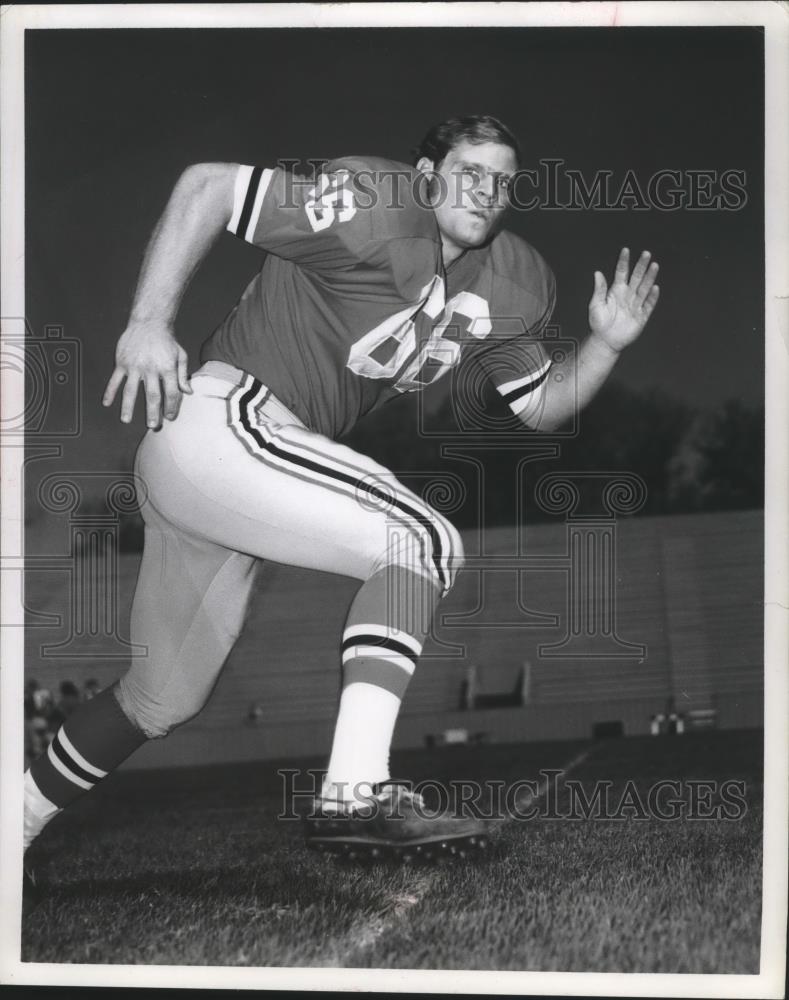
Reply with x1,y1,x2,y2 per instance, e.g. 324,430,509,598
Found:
303,783,490,862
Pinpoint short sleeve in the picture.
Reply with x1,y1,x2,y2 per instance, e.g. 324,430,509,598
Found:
476,336,552,426
473,273,556,427
226,162,373,271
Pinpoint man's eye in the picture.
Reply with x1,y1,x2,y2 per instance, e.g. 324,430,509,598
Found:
462,167,482,183
497,176,511,192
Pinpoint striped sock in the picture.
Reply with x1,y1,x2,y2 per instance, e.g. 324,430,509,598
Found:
25,685,147,845
324,564,440,803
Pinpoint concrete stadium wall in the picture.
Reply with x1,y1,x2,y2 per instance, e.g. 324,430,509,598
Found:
23,508,764,769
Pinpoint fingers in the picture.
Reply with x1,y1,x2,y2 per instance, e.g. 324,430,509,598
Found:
162,372,181,421
613,247,630,285
144,373,162,429
642,283,660,318
110,369,184,426
177,348,192,394
105,338,189,424
592,270,608,301
166,348,191,419
635,261,659,307
614,246,660,312
629,250,651,289
102,367,126,408
120,371,141,424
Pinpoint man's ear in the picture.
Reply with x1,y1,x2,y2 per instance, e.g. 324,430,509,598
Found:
415,156,435,175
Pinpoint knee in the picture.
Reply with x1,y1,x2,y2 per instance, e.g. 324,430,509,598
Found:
446,521,466,578
377,516,465,596
115,675,204,740
429,513,464,594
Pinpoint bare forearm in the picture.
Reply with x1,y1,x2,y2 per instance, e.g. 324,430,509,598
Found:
129,163,236,326
535,332,621,432
104,162,237,428
525,248,660,433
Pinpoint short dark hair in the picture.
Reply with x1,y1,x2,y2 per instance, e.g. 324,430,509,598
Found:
413,115,521,168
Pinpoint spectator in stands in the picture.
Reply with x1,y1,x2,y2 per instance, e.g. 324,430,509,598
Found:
48,680,82,730
25,678,53,720
24,683,52,768
83,678,101,701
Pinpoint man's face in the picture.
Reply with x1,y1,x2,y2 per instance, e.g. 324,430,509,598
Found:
418,140,517,259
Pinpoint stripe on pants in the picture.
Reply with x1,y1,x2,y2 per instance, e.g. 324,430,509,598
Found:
227,376,456,594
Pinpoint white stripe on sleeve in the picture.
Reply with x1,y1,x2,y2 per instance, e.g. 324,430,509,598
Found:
227,165,255,235
497,358,552,397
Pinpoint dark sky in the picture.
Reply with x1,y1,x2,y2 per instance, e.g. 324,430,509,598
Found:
25,26,764,473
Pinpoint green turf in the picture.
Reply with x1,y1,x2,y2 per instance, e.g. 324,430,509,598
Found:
21,730,762,971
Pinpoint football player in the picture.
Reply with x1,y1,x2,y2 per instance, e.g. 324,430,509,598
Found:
23,115,659,863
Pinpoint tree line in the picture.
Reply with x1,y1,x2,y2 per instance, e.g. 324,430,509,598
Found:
343,381,765,527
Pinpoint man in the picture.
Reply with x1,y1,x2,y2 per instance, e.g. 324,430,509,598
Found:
23,116,659,862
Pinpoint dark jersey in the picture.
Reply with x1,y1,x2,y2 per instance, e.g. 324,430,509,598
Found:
201,157,555,438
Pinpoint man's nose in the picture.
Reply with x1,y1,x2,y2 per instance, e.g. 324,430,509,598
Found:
476,174,497,205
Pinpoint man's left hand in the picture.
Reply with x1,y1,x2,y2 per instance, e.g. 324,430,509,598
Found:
588,247,660,353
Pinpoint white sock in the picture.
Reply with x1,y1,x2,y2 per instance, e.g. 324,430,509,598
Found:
24,769,61,851
323,682,401,805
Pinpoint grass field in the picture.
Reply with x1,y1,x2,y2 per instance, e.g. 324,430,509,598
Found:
21,729,762,972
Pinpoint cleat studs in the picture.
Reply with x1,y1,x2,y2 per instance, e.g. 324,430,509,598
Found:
477,837,488,850
469,836,477,845
449,845,457,855
458,850,467,859
415,845,423,854
440,841,448,850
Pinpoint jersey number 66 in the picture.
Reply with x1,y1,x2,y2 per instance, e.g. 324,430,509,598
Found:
347,278,492,393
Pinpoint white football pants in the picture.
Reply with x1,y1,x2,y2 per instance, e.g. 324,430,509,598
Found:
116,362,464,737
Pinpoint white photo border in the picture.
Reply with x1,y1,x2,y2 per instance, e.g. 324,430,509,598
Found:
1,2,786,995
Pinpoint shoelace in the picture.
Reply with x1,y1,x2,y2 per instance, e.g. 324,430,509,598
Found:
317,783,426,815
373,783,426,810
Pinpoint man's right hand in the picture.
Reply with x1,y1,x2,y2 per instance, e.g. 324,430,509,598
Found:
103,322,192,428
